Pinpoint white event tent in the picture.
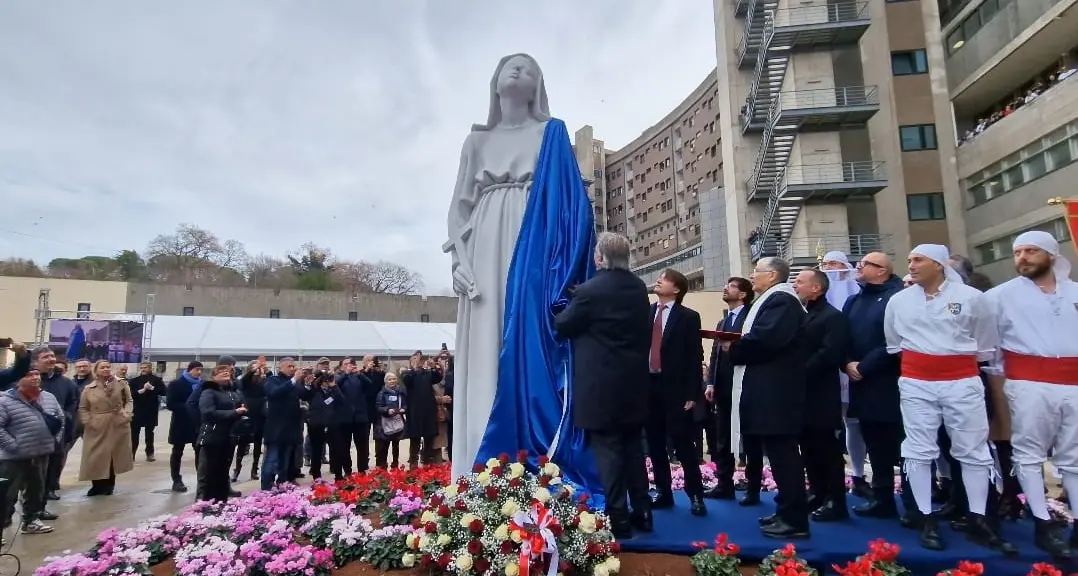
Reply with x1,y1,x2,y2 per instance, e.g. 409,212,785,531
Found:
144,315,456,361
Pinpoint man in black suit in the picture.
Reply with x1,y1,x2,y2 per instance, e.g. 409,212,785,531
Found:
724,257,809,538
792,269,850,522
704,277,754,500
554,232,653,539
647,268,707,517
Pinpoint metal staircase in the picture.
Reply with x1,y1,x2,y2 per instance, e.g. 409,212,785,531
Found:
736,0,778,69
741,13,790,133
746,95,796,204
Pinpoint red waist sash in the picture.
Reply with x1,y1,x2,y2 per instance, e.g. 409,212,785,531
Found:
901,350,979,381
1003,350,1078,385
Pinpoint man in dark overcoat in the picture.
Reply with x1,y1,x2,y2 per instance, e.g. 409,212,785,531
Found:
128,362,166,462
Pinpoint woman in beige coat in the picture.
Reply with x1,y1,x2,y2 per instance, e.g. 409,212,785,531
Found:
78,360,135,496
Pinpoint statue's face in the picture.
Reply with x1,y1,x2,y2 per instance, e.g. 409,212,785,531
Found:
496,55,538,100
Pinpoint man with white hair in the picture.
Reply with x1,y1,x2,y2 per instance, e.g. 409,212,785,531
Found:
884,244,1014,554
983,230,1076,558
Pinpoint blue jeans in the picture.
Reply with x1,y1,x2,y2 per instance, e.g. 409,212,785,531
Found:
260,443,295,491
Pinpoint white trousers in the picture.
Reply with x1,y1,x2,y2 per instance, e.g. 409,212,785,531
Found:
1004,379,1078,472
899,376,993,467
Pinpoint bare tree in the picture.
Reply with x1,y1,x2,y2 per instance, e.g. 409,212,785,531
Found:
217,239,249,271
336,260,423,295
245,254,293,289
145,223,248,285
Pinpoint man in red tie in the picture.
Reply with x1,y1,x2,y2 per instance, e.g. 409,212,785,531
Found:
646,269,707,517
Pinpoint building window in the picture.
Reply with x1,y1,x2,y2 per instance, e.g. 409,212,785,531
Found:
967,120,1078,206
907,193,947,221
348,311,358,321
899,125,938,151
269,309,280,319
891,50,928,75
76,302,91,320
975,217,1071,264
182,306,195,316
420,314,430,323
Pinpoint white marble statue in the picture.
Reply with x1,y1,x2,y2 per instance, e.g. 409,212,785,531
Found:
444,54,550,481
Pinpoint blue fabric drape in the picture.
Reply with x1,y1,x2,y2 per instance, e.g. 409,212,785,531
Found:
473,118,605,505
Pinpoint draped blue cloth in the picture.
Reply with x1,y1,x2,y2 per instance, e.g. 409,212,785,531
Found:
473,118,605,506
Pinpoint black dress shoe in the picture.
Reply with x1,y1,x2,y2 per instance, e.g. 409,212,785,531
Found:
758,513,778,526
651,493,674,509
920,514,945,551
810,500,849,522
853,500,898,519
171,481,188,493
761,518,809,539
229,488,241,498
739,493,761,506
850,477,873,500
806,494,824,512
45,491,60,501
965,513,1018,556
1034,518,1073,560
630,510,654,532
703,487,736,500
690,496,707,517
38,509,59,521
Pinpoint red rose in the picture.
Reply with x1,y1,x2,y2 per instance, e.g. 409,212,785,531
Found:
424,522,437,533
549,523,563,537
437,504,451,517
438,553,452,569
467,539,483,555
586,542,601,555
421,554,434,567
576,503,589,513
492,465,505,477
568,516,580,528
559,561,572,574
474,557,491,574
538,475,550,487
455,499,468,511
469,518,484,534
595,518,605,530
576,493,590,503
501,541,515,554
538,455,550,466
430,494,444,506
486,486,499,500
458,479,470,491
609,542,622,553
473,463,486,473
498,453,510,465
508,477,522,488
517,449,529,464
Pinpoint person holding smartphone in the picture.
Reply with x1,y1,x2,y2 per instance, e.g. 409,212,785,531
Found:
197,365,247,501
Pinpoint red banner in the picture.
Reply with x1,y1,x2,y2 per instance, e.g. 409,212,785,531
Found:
1066,200,1078,257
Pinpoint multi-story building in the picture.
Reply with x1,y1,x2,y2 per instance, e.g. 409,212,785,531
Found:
928,0,1078,282
711,0,966,278
575,74,724,289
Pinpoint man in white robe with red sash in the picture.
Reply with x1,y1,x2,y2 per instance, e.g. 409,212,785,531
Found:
984,230,1077,558
884,244,1014,554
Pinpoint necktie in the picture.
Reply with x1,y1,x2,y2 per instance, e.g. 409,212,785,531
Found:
722,312,734,331
650,304,665,372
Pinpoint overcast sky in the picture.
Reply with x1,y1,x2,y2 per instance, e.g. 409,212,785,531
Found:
0,1,716,293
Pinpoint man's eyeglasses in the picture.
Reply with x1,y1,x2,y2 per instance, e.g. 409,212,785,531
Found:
857,261,884,269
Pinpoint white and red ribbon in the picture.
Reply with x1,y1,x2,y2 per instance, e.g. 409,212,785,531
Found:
508,503,559,576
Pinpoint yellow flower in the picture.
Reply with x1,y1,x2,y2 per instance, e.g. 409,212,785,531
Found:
456,553,474,571
401,553,416,568
500,499,521,517
533,487,552,503
477,470,492,486
604,557,621,573
443,484,459,498
437,534,451,546
486,457,501,469
459,513,479,528
420,511,437,524
505,562,520,576
577,511,597,534
405,533,419,549
494,523,509,541
508,462,525,478
542,462,561,477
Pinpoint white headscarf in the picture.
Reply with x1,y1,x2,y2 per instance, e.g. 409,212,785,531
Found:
822,251,852,269
910,244,965,284
1013,230,1072,279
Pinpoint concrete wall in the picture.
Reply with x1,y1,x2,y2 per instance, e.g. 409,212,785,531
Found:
944,0,1067,90
0,276,130,344
125,283,458,323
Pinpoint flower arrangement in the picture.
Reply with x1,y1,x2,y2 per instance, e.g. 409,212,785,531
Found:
757,544,819,576
690,532,741,576
407,450,620,576
309,462,450,513
937,560,985,576
832,539,910,576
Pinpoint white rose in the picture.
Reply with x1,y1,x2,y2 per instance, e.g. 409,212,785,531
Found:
533,487,552,503
437,534,451,546
419,534,431,549
501,500,520,517
420,511,437,524
593,564,610,576
604,557,621,573
494,523,510,541
443,485,459,498
456,553,474,571
459,513,479,528
486,458,501,469
477,471,492,486
508,462,525,478
542,462,561,477
505,562,520,576
548,476,562,485
405,533,419,549
577,511,597,534
401,553,416,568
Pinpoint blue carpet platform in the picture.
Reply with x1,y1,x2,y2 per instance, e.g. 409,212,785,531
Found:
617,492,1059,575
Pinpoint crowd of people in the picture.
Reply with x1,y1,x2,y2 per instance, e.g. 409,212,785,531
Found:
958,61,1075,146
0,343,454,542
556,230,1077,563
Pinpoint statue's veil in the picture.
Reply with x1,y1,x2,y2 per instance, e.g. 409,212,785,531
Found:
472,53,551,132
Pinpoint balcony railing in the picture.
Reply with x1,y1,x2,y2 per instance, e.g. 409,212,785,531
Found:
768,85,879,125
779,233,895,262
785,161,886,186
771,1,869,28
